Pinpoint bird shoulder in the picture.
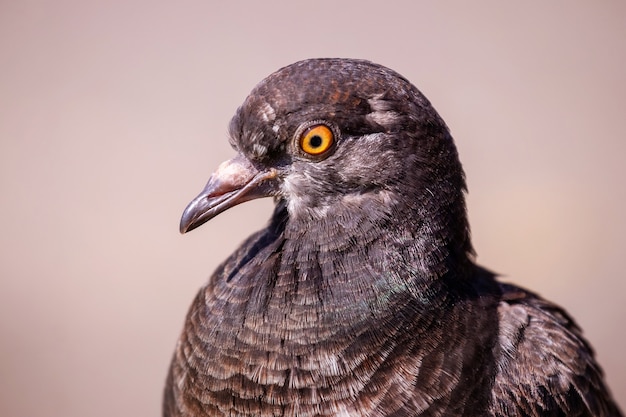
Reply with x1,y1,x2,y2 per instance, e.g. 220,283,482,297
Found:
489,283,621,417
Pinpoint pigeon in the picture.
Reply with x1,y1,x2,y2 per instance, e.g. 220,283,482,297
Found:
164,58,623,417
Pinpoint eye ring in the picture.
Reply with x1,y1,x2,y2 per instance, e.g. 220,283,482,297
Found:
296,122,337,158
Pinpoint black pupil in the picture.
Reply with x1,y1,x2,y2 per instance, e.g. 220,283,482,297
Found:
309,135,323,148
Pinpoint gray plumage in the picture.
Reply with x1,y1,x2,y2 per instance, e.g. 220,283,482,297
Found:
164,58,622,417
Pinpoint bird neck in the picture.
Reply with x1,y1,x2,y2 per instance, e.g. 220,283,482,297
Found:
208,198,478,355
275,187,474,317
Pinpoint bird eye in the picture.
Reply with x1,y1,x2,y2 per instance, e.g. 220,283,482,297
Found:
299,124,335,156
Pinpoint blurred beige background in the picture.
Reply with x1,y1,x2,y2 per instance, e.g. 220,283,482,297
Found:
1,1,624,415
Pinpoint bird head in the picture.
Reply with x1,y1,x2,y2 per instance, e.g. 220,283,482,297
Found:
180,58,471,265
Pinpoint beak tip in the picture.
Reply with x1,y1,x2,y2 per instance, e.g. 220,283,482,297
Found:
179,212,198,234
179,222,196,234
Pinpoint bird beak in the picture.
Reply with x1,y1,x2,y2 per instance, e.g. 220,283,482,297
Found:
179,154,279,233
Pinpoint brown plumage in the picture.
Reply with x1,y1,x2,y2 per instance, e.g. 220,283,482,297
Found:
164,58,622,416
